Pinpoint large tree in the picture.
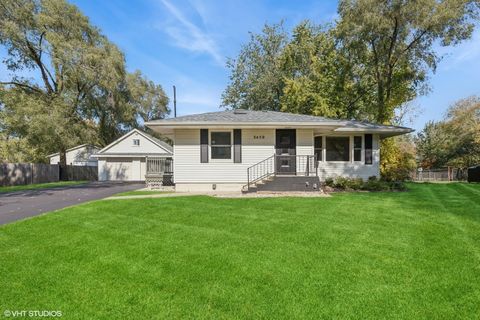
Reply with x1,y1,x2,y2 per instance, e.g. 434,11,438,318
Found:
0,0,169,162
223,1,479,124
221,23,288,111
279,21,374,119
336,0,480,123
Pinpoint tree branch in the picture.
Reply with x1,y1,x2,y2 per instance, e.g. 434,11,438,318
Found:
24,32,55,94
0,81,42,93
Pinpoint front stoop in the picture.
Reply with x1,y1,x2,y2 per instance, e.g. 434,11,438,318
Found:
244,176,321,193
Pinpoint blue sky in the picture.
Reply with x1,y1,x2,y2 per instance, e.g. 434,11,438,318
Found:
3,0,480,131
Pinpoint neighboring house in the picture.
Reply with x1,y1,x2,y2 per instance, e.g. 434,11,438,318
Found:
146,109,413,192
48,144,100,166
93,129,173,181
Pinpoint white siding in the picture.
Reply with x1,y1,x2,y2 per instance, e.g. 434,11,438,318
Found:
49,145,99,166
66,146,99,166
296,129,314,156
174,129,381,185
49,155,60,165
174,129,275,184
105,131,168,154
317,134,380,180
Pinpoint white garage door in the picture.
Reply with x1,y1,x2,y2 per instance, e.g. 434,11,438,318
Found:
102,159,133,181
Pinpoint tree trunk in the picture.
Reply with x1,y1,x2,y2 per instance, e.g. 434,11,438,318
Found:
59,149,67,167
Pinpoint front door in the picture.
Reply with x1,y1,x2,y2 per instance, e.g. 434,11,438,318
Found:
275,129,296,175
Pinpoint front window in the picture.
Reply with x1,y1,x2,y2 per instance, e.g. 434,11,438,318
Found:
326,137,349,161
354,136,362,161
211,132,231,159
133,139,140,146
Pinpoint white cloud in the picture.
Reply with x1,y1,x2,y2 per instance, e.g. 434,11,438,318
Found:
158,0,224,66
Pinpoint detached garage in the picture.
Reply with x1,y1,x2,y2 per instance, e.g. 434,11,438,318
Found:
94,129,173,181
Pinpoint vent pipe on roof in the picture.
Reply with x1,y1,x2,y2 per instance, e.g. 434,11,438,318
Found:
173,85,177,118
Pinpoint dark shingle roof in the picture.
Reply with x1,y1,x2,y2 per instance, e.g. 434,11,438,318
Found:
147,109,411,131
142,131,173,153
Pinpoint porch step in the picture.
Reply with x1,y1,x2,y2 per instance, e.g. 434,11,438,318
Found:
245,176,321,193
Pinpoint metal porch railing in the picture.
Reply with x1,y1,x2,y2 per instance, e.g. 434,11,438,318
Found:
145,157,174,187
246,154,317,190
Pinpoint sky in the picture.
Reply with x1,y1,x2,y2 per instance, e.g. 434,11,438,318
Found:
3,0,480,131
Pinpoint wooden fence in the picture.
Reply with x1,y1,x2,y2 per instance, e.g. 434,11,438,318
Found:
411,167,468,182
0,163,97,186
59,165,97,181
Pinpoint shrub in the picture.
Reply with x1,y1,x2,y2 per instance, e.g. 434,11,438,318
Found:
324,177,334,187
333,177,350,189
323,176,407,192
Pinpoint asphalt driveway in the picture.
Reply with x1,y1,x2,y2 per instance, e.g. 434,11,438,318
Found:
0,182,144,225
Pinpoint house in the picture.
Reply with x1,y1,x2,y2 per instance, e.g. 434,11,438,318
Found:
48,144,100,166
146,109,413,192
93,129,173,181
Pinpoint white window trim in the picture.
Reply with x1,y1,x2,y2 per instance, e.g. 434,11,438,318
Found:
323,135,352,163
352,134,364,163
209,130,233,162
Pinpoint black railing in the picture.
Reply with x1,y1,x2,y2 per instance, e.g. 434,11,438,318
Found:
246,155,317,190
146,157,173,175
145,157,174,187
247,155,275,189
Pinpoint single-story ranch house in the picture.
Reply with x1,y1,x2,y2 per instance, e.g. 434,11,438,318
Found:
145,109,413,192
93,129,173,181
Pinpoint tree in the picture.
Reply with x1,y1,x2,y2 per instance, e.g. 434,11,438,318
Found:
336,0,480,123
221,23,288,111
380,134,417,181
415,121,451,168
126,71,169,124
279,21,374,119
0,0,170,162
416,96,480,168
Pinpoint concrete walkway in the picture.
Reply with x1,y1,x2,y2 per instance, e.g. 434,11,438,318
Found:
0,182,144,225
106,191,329,200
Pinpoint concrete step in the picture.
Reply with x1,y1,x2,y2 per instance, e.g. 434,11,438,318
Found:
256,176,321,192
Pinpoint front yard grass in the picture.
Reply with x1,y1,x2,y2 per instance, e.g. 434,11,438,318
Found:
0,181,87,194
1,183,479,319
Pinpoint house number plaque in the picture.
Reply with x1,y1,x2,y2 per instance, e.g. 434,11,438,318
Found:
253,135,265,140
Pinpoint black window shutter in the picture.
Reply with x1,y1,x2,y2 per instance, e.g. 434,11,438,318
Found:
233,129,242,163
314,136,322,161
200,129,209,163
365,134,373,165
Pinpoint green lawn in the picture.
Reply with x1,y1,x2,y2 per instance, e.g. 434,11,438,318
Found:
0,181,87,193
1,183,479,319
112,190,173,197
